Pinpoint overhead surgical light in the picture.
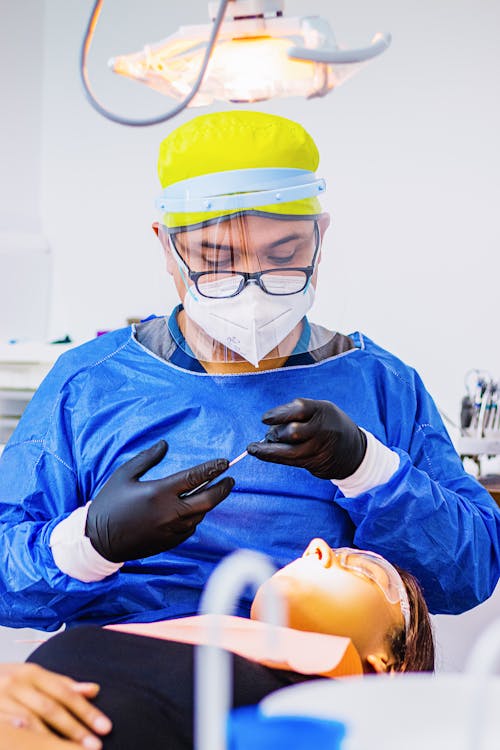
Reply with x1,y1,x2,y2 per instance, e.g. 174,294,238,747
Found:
80,0,391,127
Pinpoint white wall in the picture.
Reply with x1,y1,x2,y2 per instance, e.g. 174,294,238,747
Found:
0,0,44,232
1,0,499,669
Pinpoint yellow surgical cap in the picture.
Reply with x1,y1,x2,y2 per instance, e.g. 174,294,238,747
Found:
157,110,322,228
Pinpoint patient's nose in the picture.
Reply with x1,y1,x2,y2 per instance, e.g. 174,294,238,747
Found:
302,538,333,567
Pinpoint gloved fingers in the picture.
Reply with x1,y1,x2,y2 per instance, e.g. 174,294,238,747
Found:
168,527,200,547
156,458,230,495
165,511,206,535
161,487,231,543
247,440,316,466
120,440,169,480
261,398,319,426
178,476,235,516
263,420,319,445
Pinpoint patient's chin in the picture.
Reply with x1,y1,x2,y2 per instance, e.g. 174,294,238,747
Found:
250,576,298,623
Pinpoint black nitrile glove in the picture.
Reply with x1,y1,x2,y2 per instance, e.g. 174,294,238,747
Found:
85,440,234,562
247,398,367,480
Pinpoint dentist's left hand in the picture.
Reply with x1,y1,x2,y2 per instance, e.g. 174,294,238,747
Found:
85,440,234,563
247,397,366,480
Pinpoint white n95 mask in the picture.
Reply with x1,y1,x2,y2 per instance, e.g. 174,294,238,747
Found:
183,281,316,367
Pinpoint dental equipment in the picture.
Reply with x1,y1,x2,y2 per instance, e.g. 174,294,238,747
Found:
80,0,391,127
180,444,253,497
195,548,284,750
457,369,500,463
228,449,249,468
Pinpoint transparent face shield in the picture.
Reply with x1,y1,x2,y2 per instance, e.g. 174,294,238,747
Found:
169,217,320,300
156,168,334,367
160,214,325,366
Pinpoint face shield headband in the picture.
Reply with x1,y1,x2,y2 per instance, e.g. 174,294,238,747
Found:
156,167,325,216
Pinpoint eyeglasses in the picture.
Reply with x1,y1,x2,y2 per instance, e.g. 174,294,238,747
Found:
168,222,320,299
334,548,411,635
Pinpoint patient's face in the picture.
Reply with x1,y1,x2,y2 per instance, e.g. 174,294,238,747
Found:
250,538,406,667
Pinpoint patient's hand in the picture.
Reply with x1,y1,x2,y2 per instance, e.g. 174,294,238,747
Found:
0,723,81,750
0,663,112,749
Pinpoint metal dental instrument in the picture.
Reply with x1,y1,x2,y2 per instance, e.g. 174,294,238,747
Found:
228,449,248,467
180,443,259,498
227,437,267,467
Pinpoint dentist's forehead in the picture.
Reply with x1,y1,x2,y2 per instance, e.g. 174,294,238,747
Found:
177,216,316,243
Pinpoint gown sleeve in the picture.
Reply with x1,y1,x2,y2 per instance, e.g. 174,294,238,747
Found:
0,359,121,630
334,367,500,615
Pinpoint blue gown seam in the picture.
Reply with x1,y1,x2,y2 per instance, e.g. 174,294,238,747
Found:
413,424,439,481
52,335,135,386
3,437,44,450
380,362,414,390
129,330,361,377
86,339,132,370
4,439,77,477
45,450,76,475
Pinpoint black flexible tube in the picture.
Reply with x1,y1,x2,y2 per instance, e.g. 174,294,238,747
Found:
79,0,229,127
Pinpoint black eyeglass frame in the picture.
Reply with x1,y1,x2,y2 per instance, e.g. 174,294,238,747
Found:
169,221,321,299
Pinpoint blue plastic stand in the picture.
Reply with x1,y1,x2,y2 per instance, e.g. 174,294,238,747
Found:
227,705,346,749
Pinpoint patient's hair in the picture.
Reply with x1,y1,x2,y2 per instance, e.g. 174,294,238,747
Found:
389,567,435,673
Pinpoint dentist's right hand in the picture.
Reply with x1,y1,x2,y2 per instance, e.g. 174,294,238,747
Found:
85,440,234,563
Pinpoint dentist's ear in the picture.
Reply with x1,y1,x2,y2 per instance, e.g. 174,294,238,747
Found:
317,212,331,239
152,222,176,275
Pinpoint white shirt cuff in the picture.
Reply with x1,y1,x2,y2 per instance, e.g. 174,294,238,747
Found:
50,503,123,582
332,429,400,498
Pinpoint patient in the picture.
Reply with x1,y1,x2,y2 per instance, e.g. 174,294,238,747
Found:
2,540,433,749
250,537,433,674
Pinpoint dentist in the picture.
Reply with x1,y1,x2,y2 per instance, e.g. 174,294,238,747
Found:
0,110,498,630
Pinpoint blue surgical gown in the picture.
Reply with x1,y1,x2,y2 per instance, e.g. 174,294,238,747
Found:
0,323,498,630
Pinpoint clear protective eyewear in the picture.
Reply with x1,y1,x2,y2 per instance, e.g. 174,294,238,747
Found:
167,220,320,299
334,547,411,636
